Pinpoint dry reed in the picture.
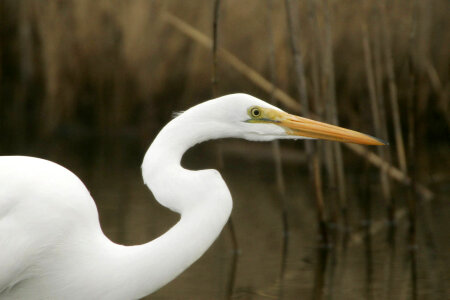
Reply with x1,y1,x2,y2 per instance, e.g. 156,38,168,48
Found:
209,1,239,298
321,0,348,227
361,21,393,223
285,0,328,244
265,1,289,297
1,1,447,139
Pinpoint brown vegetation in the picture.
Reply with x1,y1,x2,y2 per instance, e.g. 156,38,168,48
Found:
0,0,447,141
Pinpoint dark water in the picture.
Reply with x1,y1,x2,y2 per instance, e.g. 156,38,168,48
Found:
4,137,449,300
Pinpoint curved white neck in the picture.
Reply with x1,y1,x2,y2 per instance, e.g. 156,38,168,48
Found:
101,114,233,299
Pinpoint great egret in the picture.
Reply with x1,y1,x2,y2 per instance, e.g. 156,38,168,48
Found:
0,94,384,299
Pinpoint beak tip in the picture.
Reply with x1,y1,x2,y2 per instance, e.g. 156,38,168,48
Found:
371,135,388,146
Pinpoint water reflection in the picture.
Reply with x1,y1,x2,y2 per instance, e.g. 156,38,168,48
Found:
311,248,328,300
4,138,449,299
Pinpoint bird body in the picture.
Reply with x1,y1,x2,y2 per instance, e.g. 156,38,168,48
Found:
0,94,384,299
0,156,109,299
0,149,231,299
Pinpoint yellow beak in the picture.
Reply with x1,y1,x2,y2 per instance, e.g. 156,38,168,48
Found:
263,109,386,145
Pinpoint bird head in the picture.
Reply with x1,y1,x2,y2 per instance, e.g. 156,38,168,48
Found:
184,93,386,145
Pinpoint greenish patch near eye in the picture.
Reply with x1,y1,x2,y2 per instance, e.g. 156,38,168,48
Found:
245,106,281,123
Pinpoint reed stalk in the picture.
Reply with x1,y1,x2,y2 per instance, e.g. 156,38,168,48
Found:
361,21,393,224
307,0,322,117
321,0,347,227
284,0,310,119
266,1,289,296
379,0,407,174
308,0,338,240
406,14,419,288
285,0,328,244
211,1,239,297
373,7,395,227
372,22,394,222
407,70,417,245
212,0,220,97
211,0,225,171
406,0,422,249
307,0,329,244
360,23,377,247
313,153,328,244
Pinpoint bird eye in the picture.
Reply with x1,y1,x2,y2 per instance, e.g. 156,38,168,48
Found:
250,107,261,118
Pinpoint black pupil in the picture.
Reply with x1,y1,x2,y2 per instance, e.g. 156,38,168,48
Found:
253,109,260,116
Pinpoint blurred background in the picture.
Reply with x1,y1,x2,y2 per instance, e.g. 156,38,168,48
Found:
0,0,449,299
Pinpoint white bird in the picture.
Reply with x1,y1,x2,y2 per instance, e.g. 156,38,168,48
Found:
0,94,384,299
